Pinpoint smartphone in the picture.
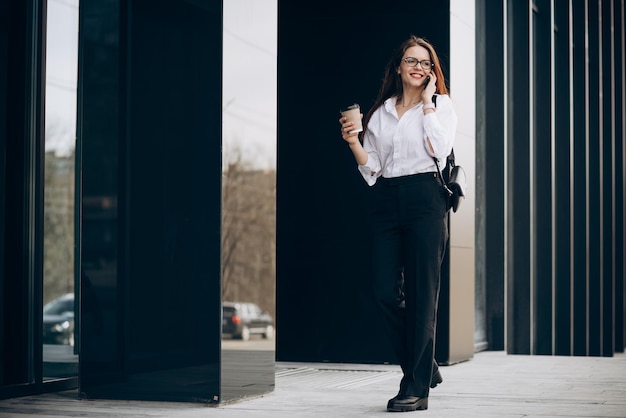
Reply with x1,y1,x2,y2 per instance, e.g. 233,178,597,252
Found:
424,76,430,86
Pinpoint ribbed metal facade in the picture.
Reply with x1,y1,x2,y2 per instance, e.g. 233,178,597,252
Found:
477,0,625,356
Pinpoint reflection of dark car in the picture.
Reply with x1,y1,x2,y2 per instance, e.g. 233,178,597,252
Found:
222,302,274,341
43,293,75,346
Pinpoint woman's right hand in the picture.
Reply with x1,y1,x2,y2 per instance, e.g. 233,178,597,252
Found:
339,116,361,145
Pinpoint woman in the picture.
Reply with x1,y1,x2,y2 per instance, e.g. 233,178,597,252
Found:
339,36,457,412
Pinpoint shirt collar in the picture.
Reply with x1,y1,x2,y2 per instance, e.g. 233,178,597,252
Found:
384,97,398,113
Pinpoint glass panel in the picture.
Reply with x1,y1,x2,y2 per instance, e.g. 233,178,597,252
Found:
78,0,222,401
43,0,79,380
221,0,277,401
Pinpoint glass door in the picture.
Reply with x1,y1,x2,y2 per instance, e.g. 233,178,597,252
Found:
221,0,277,402
42,0,79,381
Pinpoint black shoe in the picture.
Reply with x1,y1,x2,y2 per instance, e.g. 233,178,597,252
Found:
430,369,443,388
387,395,428,412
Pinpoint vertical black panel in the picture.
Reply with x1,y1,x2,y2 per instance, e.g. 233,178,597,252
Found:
128,0,222,399
0,5,5,384
554,0,572,356
79,0,223,402
277,0,451,363
78,0,123,390
532,0,554,355
614,0,625,353
476,0,505,351
571,0,588,356
506,0,532,354
601,0,615,357
587,0,602,357
0,0,45,394
1,0,31,387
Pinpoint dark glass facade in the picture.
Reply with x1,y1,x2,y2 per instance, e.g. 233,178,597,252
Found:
1,0,52,398
77,0,224,402
1,0,625,404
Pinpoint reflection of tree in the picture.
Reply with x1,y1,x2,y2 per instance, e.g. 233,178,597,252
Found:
44,123,277,316
43,117,76,304
43,148,75,304
221,156,276,317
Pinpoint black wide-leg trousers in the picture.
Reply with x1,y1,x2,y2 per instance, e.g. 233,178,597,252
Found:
370,172,448,398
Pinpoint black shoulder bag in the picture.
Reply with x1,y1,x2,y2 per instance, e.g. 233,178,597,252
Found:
430,95,466,213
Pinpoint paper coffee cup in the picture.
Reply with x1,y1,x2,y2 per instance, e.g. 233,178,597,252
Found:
340,103,363,134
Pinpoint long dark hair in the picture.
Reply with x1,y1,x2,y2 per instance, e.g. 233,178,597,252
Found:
361,36,449,138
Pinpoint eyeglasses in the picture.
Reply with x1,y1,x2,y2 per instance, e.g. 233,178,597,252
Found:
402,57,433,71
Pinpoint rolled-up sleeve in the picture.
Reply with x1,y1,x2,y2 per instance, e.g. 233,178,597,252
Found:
423,95,457,161
357,131,382,186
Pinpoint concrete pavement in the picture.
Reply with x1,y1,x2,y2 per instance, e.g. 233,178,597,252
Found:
1,350,625,417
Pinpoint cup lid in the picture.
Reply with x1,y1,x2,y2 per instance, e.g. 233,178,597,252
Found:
340,103,360,112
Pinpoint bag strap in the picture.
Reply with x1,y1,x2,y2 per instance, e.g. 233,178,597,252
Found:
429,95,453,195
434,158,452,196
447,148,456,169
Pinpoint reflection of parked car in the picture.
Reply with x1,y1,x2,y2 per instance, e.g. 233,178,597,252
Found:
43,293,75,346
222,302,274,341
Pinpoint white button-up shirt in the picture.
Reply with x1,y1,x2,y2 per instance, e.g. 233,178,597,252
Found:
358,94,457,186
